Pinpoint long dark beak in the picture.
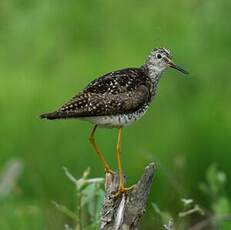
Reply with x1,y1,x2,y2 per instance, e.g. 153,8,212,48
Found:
166,58,189,75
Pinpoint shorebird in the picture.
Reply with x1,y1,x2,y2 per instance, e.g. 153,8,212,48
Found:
40,48,188,196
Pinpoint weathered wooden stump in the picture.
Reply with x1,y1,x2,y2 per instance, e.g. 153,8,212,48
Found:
100,162,156,230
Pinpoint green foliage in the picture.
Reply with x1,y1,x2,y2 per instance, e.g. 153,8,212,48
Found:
0,0,231,229
200,164,227,200
153,164,231,229
200,164,231,229
153,198,204,229
53,168,104,229
178,198,204,218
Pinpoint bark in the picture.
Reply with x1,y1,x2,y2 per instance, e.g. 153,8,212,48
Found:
100,162,156,230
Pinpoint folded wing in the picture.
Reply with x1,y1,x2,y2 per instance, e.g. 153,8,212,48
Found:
40,67,151,120
40,85,150,119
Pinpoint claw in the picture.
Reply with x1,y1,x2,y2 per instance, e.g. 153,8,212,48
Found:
105,168,115,175
113,185,135,198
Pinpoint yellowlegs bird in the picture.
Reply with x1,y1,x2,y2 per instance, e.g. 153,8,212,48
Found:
40,48,188,196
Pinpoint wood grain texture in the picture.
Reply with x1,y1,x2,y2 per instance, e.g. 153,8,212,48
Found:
100,162,156,230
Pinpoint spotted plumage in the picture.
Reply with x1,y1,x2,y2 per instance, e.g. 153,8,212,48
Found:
40,48,188,128
40,47,188,195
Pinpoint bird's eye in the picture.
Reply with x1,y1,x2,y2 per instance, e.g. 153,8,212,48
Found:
157,54,162,59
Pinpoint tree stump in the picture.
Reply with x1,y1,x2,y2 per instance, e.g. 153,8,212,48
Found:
100,162,156,230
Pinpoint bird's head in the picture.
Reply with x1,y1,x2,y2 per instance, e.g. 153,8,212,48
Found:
145,48,188,75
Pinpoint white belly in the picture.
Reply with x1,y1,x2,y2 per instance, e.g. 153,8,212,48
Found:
81,106,148,128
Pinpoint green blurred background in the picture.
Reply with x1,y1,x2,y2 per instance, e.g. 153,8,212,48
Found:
0,0,231,229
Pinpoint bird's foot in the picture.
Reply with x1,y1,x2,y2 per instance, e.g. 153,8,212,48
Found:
113,185,135,198
105,167,115,175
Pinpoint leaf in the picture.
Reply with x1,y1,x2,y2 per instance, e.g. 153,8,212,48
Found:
206,164,226,196
213,196,231,215
81,183,96,207
152,203,172,225
181,198,194,207
88,188,104,220
200,164,227,199
63,167,92,190
52,201,78,220
95,189,104,217
164,218,174,230
179,204,204,217
64,224,74,230
83,167,91,179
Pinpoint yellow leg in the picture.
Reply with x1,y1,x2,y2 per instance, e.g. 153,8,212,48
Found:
114,127,134,197
89,125,114,174
116,127,124,190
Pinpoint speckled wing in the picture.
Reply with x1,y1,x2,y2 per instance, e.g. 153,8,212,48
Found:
40,67,151,119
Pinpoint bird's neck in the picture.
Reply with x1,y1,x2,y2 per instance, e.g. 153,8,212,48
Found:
148,67,162,82
144,62,163,80
144,65,163,96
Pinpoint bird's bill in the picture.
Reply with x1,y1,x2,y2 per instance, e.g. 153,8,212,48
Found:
165,58,189,75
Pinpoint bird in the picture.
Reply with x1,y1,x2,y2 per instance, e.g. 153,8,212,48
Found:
40,47,188,196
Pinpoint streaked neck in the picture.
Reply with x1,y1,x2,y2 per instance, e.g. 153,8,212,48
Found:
144,64,163,97
145,64,163,83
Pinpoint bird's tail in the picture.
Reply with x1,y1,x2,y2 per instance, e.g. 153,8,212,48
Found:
40,111,61,120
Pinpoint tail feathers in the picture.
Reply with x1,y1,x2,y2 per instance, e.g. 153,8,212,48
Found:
40,111,61,120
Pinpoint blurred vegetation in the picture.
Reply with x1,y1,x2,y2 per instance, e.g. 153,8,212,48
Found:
0,0,231,229
153,165,231,229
